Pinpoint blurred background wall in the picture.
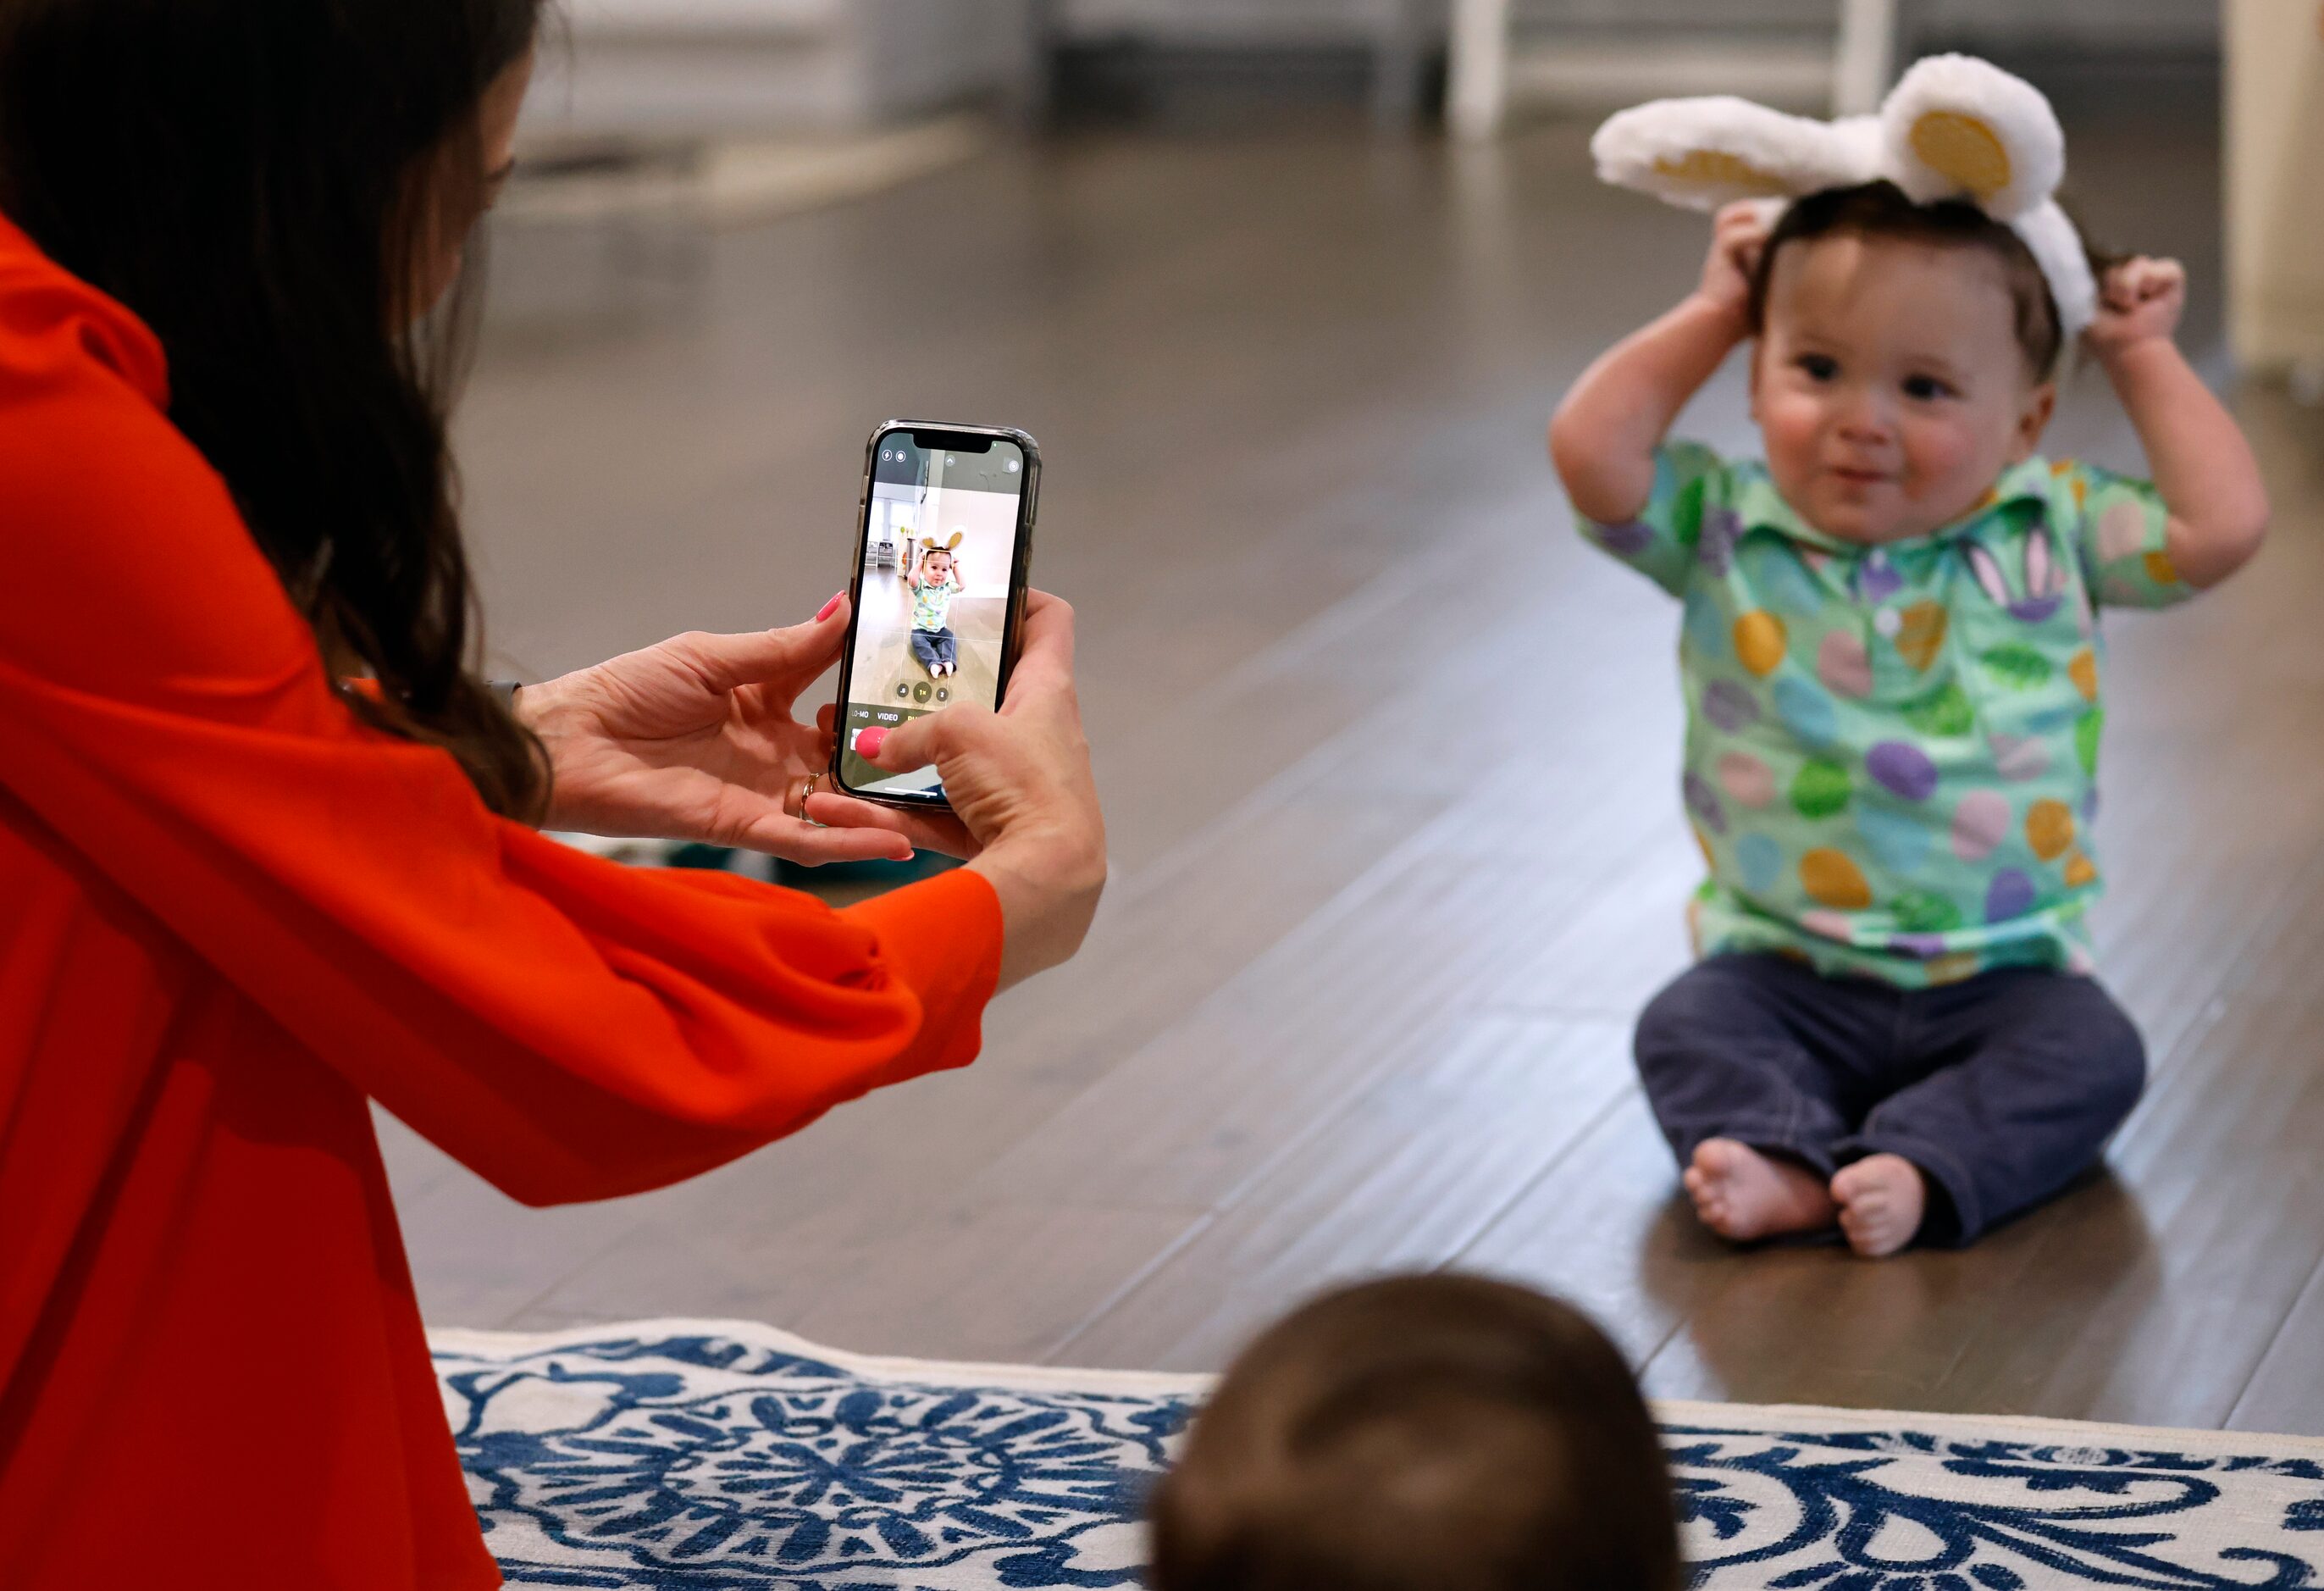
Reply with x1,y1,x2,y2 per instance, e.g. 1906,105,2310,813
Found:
525,0,2222,145
527,0,1042,138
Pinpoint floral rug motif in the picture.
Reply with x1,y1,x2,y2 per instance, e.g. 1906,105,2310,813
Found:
430,1318,2324,1589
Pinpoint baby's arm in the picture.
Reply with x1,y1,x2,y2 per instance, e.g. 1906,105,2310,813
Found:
1549,202,1767,524
2086,258,2270,589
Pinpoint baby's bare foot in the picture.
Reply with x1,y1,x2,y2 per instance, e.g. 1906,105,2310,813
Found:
1831,1154,1928,1258
1683,1139,1838,1242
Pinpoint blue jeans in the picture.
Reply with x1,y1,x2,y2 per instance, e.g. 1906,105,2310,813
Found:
910,626,956,670
1635,954,2145,1245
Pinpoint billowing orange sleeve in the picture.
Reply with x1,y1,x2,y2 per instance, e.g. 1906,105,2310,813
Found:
0,264,1002,1207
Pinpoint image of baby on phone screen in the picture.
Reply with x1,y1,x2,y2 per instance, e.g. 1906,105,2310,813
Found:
910,538,964,677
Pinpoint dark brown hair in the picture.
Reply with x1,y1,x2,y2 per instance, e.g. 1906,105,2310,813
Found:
1149,1274,1682,1591
1746,179,2099,382
0,0,551,820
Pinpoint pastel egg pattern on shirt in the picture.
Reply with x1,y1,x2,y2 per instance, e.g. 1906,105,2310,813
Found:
1867,741,1940,803
1685,586,1731,662
1734,610,1788,676
1951,790,2011,862
1891,601,1949,672
2026,800,2076,861
1773,677,1839,747
1800,908,1856,943
2097,497,2148,563
1789,758,1851,820
1801,848,1873,910
1857,803,1934,875
1754,545,1831,617
1735,832,1784,893
1989,734,2050,783
1718,751,1776,808
1574,445,2195,989
1817,629,1874,698
1685,773,1728,835
1701,679,1760,732
1985,868,2038,923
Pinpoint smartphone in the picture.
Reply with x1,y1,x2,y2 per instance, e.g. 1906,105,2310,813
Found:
829,419,1039,809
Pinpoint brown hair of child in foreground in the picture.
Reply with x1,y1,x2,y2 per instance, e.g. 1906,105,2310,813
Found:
1149,1274,1682,1591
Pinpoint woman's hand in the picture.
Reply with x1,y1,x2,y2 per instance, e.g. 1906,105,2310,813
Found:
517,596,914,865
806,591,1106,987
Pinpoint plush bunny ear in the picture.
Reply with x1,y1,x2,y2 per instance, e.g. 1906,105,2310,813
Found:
1593,97,1876,213
2013,198,2098,343
918,536,937,550
1881,54,2062,222
944,531,964,552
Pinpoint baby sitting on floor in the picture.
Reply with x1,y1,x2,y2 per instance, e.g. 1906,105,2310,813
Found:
1550,58,2268,1256
909,534,965,678
1148,1273,1680,1591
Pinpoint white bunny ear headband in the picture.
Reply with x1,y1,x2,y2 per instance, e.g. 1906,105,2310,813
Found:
1591,54,2095,344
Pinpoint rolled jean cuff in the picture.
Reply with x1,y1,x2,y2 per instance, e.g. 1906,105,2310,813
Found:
1686,1119,1840,1181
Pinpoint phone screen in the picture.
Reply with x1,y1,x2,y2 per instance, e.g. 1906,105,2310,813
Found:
836,428,1032,801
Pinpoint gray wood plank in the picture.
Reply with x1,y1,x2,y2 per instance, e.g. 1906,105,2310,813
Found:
1055,1014,1635,1370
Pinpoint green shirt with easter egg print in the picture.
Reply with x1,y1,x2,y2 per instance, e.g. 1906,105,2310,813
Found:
1580,442,2190,988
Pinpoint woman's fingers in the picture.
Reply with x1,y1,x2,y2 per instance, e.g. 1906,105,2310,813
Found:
733,812,915,864
861,701,983,781
804,790,979,858
996,592,1078,711
667,595,852,699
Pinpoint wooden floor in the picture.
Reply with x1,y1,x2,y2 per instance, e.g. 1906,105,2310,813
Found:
382,80,2324,1434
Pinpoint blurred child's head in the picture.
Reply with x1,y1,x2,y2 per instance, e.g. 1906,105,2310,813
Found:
1148,1274,1681,1591
924,547,955,579
1746,180,2067,546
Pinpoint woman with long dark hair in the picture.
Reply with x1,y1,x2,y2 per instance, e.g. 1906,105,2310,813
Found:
0,2,1105,1583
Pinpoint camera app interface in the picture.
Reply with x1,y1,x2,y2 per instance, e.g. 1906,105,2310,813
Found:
842,434,1026,799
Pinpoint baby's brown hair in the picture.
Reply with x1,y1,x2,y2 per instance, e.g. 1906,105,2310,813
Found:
1746,179,2105,381
1148,1274,1682,1591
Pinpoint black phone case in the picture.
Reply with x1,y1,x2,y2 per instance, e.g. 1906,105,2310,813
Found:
827,419,1040,812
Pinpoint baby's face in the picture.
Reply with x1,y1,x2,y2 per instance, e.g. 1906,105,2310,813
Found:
1751,232,2055,545
926,553,954,581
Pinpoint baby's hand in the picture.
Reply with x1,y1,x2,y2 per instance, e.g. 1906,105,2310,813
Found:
1696,201,1773,319
2085,256,2186,360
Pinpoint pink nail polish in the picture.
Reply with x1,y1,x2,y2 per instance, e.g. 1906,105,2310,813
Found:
816,591,845,622
855,726,888,759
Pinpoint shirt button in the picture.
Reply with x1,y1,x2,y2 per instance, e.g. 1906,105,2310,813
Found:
1873,608,1903,639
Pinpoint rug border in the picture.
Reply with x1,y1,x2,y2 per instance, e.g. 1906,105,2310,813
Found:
428,1315,2324,1455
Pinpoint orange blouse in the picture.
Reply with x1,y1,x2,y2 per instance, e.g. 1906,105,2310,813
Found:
0,212,1003,1588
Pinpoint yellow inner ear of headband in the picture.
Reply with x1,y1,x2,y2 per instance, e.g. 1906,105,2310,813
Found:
1909,111,2011,199
1652,150,1790,194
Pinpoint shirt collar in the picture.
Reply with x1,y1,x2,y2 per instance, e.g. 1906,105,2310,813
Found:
1733,454,2056,558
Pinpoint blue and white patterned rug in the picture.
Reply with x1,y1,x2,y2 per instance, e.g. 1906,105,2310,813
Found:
430,1317,2324,1589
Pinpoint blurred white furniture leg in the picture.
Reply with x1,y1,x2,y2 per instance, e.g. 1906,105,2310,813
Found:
1832,0,1897,115
2225,0,2324,382
1448,0,1511,141
1452,0,1879,141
